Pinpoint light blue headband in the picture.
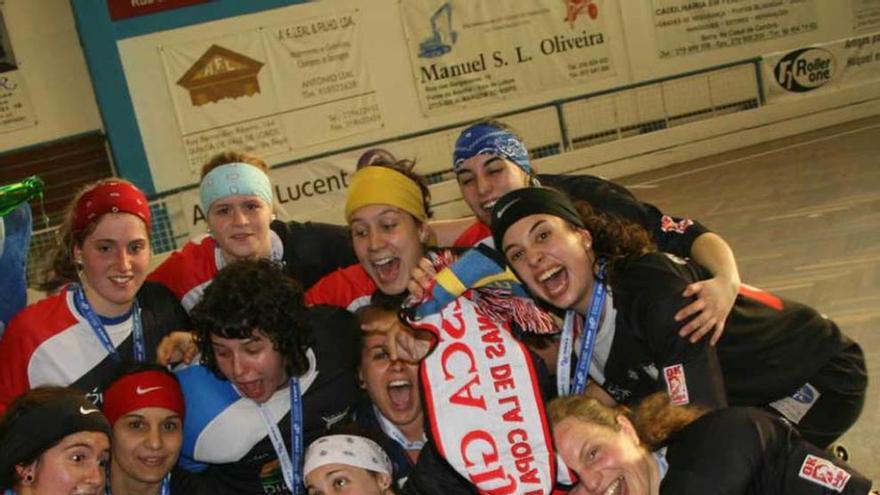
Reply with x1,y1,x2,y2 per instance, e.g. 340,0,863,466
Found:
453,123,531,174
200,163,273,213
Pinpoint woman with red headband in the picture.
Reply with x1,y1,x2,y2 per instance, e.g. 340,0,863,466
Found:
102,364,185,495
0,179,190,414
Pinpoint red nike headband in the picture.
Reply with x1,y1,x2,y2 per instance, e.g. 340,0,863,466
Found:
102,370,185,426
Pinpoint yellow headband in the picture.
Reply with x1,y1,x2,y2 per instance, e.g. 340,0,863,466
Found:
345,166,428,223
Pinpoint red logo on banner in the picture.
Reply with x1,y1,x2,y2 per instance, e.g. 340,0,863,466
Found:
799,455,851,492
107,0,213,21
564,0,598,27
663,364,690,405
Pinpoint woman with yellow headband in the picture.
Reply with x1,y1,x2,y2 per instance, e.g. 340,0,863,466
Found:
148,151,357,315
305,159,432,310
304,159,453,491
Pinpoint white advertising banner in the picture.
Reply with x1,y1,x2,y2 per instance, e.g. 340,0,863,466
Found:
651,0,819,59
158,8,382,172
400,0,616,115
852,0,880,34
763,32,880,103
119,3,384,189
0,71,36,134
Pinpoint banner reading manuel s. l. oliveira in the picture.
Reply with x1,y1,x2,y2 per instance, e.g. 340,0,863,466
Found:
400,0,616,115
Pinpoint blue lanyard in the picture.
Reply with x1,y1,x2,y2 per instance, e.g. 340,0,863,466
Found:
105,474,170,495
557,260,607,396
257,378,303,494
72,283,145,362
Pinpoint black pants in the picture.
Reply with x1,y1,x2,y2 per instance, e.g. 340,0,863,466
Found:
767,342,867,448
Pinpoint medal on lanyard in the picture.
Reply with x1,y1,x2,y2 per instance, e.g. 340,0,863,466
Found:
72,283,145,362
258,378,303,494
557,259,607,396
373,404,426,451
159,476,170,495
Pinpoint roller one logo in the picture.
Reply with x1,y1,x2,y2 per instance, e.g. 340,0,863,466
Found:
774,47,835,92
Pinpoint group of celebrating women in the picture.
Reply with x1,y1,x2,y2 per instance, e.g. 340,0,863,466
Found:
0,120,874,495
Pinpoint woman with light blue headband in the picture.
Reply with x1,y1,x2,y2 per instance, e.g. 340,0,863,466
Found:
426,118,743,347
148,151,357,314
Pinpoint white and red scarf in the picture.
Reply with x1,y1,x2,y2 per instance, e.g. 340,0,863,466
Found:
406,247,562,494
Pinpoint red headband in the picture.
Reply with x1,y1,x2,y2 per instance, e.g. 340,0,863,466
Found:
73,181,151,233
102,370,185,426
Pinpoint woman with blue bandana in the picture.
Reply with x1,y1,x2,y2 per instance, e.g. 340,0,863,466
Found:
148,151,357,315
429,119,741,346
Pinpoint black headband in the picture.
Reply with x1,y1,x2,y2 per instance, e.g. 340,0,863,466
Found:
490,187,584,250
0,393,110,487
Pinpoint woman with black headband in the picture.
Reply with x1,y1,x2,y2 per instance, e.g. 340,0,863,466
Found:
490,186,866,448
0,386,111,495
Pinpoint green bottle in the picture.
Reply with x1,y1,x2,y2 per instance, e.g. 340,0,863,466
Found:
0,176,44,217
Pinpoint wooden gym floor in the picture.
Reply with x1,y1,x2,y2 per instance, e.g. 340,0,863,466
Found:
621,114,880,480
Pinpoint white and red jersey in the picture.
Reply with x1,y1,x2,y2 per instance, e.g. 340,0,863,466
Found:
149,220,357,313
305,264,376,312
147,234,223,313
0,281,186,414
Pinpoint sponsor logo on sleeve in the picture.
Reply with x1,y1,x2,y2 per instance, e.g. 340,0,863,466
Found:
663,364,690,405
660,215,693,234
769,382,820,424
799,454,850,492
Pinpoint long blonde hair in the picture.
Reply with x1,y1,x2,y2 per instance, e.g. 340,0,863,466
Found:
547,393,708,450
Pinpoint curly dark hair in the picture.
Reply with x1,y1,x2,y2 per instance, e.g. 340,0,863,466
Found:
190,259,313,379
574,200,655,287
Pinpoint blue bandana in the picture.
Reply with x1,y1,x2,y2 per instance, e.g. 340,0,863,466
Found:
453,123,531,174
200,163,273,213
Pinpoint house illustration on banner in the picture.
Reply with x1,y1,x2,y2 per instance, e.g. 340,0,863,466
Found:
176,44,264,106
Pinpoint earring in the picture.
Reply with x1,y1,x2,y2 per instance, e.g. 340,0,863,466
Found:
24,473,34,483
